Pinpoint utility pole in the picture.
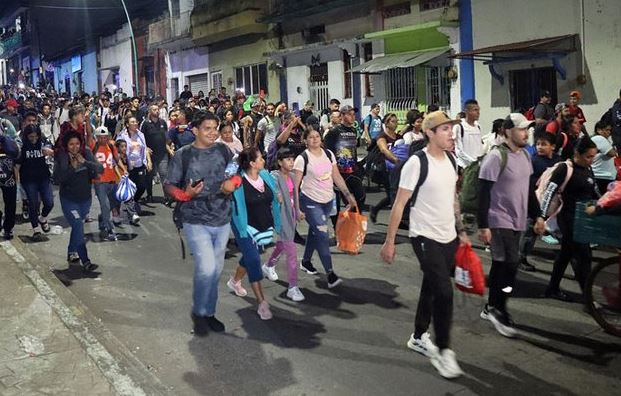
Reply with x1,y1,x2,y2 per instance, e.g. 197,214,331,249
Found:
119,0,140,95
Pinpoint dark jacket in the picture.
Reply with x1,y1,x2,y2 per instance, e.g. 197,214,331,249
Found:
53,148,103,201
602,99,621,149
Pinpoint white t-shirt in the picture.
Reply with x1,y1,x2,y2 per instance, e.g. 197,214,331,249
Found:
399,149,457,243
453,120,483,168
293,149,336,204
591,135,617,180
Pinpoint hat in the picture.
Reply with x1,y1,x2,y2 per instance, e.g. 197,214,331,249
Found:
339,105,358,113
94,126,110,136
540,90,551,98
505,113,535,129
4,99,19,108
555,103,566,113
304,100,314,107
421,111,459,131
569,90,581,99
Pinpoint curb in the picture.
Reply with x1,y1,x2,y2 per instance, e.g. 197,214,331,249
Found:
1,238,171,396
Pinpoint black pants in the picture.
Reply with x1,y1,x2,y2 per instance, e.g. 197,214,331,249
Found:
371,171,391,215
145,156,169,198
129,165,147,203
548,211,592,293
411,236,459,350
488,228,522,313
0,185,17,233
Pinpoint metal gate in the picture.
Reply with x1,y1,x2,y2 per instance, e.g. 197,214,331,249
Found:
384,66,417,124
187,73,209,96
309,63,329,111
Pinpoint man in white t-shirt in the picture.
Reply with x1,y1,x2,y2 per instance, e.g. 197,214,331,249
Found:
380,111,469,379
453,99,483,168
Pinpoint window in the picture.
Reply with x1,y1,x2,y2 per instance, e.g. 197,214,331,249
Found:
235,63,268,95
211,71,222,92
385,67,417,101
425,66,451,108
509,67,557,112
420,0,450,11
382,2,411,18
363,43,374,97
343,50,352,99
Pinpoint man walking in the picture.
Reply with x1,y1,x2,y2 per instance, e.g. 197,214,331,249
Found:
141,104,170,202
380,111,468,379
362,103,383,144
453,99,483,169
478,113,545,338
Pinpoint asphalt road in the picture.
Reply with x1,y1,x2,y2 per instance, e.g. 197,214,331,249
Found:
8,183,621,396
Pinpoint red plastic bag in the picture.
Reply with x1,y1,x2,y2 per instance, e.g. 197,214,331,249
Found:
615,157,621,181
598,181,621,209
454,244,485,295
335,210,368,255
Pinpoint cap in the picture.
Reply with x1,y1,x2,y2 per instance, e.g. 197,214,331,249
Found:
339,105,358,113
94,126,110,136
4,99,19,108
505,113,535,129
555,103,566,113
541,90,551,98
304,100,314,107
421,111,459,131
569,90,581,99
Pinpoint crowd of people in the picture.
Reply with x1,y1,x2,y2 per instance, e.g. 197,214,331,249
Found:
0,83,620,379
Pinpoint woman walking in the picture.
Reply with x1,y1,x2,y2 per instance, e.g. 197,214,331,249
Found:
370,113,400,223
54,131,103,272
295,127,357,287
227,147,281,320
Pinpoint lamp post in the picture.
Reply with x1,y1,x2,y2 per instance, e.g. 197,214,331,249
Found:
119,0,140,95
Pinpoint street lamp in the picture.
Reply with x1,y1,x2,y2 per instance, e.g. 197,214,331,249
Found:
119,0,139,96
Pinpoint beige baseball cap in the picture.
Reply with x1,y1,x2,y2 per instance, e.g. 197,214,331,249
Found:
422,111,460,131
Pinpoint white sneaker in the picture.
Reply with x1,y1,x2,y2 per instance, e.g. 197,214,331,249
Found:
257,300,273,320
406,332,439,358
226,277,247,297
262,263,279,281
430,349,464,379
286,286,305,302
131,214,141,225
480,304,490,321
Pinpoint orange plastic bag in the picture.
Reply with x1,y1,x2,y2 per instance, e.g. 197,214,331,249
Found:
454,244,485,295
335,210,368,255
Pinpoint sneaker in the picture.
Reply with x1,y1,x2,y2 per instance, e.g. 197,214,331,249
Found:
85,215,94,223
191,313,209,336
518,259,536,272
81,261,99,273
327,271,343,288
105,231,118,242
39,218,51,233
542,235,559,245
130,214,141,225
488,307,517,338
2,230,14,240
430,349,464,379
112,215,123,226
257,300,273,320
286,286,305,302
406,332,439,358
480,304,490,321
226,277,247,297
300,260,318,275
67,252,80,263
31,231,44,242
22,202,29,220
262,264,279,281
205,316,225,333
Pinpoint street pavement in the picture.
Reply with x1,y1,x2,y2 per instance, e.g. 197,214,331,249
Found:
2,182,621,396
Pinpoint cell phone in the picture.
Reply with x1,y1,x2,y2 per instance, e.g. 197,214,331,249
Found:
191,178,204,188
292,102,300,117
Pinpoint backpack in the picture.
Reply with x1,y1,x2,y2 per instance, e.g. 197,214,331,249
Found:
459,144,529,215
458,122,481,140
535,160,574,225
265,139,280,170
524,106,536,121
388,139,430,199
364,141,386,184
300,148,334,177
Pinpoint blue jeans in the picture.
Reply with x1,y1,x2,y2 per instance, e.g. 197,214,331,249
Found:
59,196,92,264
300,194,333,273
22,179,54,229
231,224,263,283
184,222,231,317
94,183,117,232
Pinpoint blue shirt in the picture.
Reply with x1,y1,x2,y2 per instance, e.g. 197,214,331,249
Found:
167,126,195,149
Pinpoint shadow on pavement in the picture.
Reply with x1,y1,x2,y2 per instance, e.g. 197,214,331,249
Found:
84,232,138,243
364,231,410,246
52,264,101,287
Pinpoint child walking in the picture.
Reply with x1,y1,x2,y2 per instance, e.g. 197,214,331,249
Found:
262,148,305,302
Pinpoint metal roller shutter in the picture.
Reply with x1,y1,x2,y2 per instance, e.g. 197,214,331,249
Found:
187,73,209,97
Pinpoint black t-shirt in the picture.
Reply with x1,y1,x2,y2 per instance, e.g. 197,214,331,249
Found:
243,177,274,232
551,160,598,216
324,124,358,174
141,118,168,159
18,138,51,183
279,129,306,158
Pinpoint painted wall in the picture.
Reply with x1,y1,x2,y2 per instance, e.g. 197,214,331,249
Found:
167,46,209,104
471,0,621,133
81,50,98,94
99,24,134,94
54,58,72,94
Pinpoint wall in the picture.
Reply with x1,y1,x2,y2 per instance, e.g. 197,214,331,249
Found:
54,58,72,94
81,50,98,94
167,46,209,103
99,24,134,94
471,0,621,133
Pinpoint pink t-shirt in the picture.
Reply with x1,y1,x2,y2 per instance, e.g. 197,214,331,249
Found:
293,149,336,203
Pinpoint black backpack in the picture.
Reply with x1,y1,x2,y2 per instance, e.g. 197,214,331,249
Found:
299,148,334,176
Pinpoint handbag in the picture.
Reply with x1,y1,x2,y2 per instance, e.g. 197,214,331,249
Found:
454,244,485,296
335,209,368,255
115,175,136,203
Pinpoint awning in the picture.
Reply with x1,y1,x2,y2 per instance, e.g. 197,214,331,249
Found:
351,47,449,74
451,34,577,60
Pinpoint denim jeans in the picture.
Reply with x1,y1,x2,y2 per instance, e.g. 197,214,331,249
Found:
94,182,117,232
22,179,54,229
59,196,92,264
184,222,231,317
146,156,169,198
300,193,333,273
231,223,263,283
